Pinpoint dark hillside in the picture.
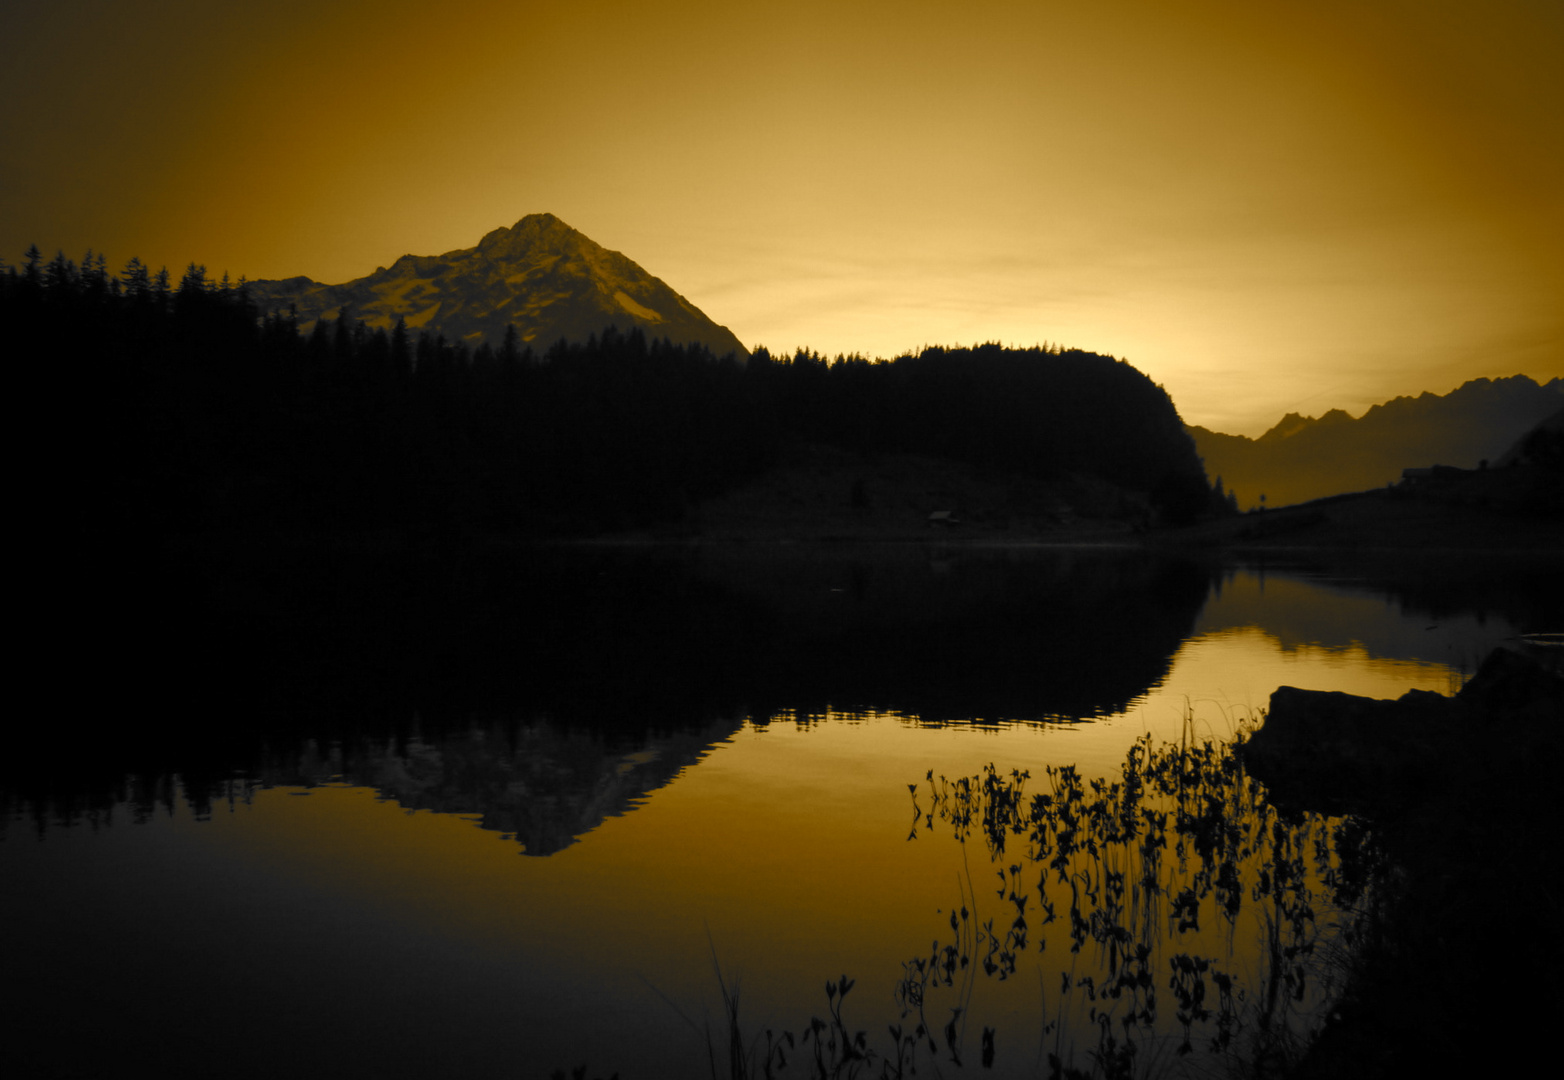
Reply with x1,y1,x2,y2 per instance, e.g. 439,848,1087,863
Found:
1162,458,1563,554
8,247,1211,537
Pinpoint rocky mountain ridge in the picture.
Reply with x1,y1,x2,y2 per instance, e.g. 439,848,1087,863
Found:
1189,375,1562,508
247,213,748,358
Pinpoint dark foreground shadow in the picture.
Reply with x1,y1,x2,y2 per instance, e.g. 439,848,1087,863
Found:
1242,647,1564,1077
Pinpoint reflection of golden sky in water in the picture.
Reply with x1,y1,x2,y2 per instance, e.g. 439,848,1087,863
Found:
4,0,1560,434
115,625,1477,1076
1150,628,1467,718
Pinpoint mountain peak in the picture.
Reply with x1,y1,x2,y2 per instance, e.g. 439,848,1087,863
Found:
249,216,747,358
477,212,580,255
1257,411,1316,443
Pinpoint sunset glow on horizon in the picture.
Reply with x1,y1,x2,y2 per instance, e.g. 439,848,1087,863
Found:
3,0,1559,436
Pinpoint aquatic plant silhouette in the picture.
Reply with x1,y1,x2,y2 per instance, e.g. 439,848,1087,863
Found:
628,718,1388,1080
630,720,1379,1078
631,930,920,1080
714,969,927,1080
899,721,1379,1077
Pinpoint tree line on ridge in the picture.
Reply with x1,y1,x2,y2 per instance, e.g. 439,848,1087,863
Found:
8,245,1219,535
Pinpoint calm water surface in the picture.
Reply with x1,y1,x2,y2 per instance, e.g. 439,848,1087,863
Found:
2,548,1548,1079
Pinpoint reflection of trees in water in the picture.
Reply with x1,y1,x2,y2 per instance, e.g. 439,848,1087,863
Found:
8,545,1215,821
660,545,1214,724
1206,552,1564,649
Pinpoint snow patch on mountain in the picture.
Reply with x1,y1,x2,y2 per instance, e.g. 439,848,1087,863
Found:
613,290,663,322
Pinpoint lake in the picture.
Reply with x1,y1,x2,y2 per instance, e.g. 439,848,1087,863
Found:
3,543,1554,1079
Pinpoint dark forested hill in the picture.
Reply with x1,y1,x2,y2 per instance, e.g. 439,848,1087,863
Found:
1190,376,1563,509
246,213,749,359
9,245,1212,536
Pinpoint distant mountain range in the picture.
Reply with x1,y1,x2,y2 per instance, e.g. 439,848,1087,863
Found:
247,213,748,358
1190,375,1563,508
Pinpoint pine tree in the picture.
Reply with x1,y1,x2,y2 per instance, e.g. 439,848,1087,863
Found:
43,251,76,293
122,256,151,301
178,263,207,296
390,316,412,381
22,244,43,289
81,250,109,297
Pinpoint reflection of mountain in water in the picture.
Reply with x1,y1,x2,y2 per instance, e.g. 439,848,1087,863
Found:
259,718,740,855
1196,553,1560,667
11,543,1214,824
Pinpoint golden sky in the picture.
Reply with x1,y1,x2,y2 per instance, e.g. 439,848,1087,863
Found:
3,0,1560,435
